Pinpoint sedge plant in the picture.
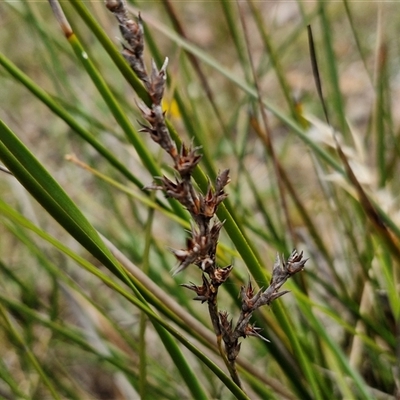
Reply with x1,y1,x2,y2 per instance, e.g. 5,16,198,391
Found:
0,0,399,399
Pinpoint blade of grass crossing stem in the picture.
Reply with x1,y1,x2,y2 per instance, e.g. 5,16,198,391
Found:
379,246,400,326
218,0,251,81
138,12,343,173
343,0,370,79
0,199,248,399
79,8,323,394
0,193,210,359
0,293,157,396
121,9,269,285
0,304,61,400
317,1,347,135
0,53,146,191
22,2,73,98
49,0,187,221
375,41,389,187
272,304,325,399
296,294,374,400
65,0,286,286
139,191,156,400
62,1,356,296
0,355,30,399
247,0,298,121
6,217,205,391
67,0,151,104
0,120,141,294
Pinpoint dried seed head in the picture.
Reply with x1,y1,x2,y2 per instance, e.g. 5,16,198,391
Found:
216,169,231,192
148,58,168,105
106,2,147,78
174,144,203,178
137,101,177,157
181,275,211,303
105,0,126,15
122,44,147,81
243,324,270,342
211,265,233,285
199,171,230,218
271,250,307,285
219,311,233,338
240,281,262,312
171,225,221,275
271,253,286,283
120,14,144,57
253,250,308,307
286,250,307,275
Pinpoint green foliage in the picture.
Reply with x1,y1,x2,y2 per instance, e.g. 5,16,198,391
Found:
0,1,399,399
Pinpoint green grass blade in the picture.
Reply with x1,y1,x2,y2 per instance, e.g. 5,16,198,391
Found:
296,291,375,400
0,304,61,400
218,0,251,80
64,33,157,177
152,324,211,400
0,52,144,189
0,354,30,399
49,1,187,221
247,0,298,121
317,1,347,134
139,195,155,399
0,196,247,399
139,13,344,174
0,119,132,285
67,0,150,104
72,0,270,287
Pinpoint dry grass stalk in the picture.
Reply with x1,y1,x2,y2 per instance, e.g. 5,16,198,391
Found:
106,0,307,389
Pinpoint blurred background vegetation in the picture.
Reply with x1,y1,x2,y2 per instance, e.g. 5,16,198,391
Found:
0,1,399,399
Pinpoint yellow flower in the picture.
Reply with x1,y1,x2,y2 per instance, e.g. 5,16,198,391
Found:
162,97,180,119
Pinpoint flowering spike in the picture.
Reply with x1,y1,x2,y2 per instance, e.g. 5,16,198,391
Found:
106,2,307,385
181,275,211,303
244,324,270,342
